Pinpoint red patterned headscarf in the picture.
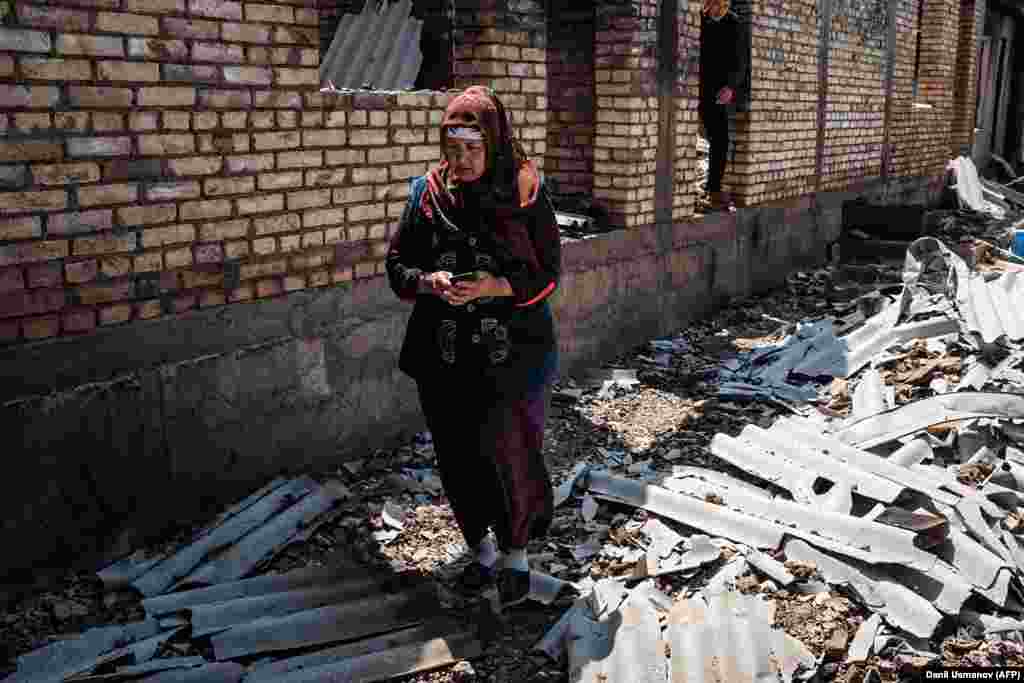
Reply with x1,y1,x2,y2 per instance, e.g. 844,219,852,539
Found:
420,86,540,223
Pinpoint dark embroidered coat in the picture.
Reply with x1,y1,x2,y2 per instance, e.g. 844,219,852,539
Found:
386,175,561,398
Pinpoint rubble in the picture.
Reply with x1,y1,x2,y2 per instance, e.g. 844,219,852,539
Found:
7,196,1024,683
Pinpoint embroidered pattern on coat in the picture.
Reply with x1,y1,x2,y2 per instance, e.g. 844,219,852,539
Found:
439,319,457,364
480,317,510,365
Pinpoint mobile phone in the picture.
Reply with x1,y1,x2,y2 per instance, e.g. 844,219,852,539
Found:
449,271,479,284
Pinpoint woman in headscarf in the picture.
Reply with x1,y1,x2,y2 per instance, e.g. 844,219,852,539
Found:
386,86,561,608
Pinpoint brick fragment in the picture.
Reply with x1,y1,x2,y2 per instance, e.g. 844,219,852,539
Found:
223,22,270,43
96,11,159,35
192,42,245,63
0,190,66,214
67,137,132,158
138,86,196,107
72,233,136,257
19,58,92,81
68,86,133,108
127,37,188,60
78,183,138,207
48,210,114,236
97,60,159,82
161,17,220,40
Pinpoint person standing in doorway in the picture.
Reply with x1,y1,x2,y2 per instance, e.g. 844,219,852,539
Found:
700,0,749,212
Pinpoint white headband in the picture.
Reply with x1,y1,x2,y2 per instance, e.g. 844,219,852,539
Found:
447,126,484,141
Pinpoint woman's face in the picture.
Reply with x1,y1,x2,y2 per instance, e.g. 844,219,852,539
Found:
444,137,487,184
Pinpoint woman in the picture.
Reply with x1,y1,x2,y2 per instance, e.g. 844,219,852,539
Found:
386,86,561,608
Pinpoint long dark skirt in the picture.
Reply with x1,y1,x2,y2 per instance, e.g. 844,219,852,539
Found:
417,380,554,551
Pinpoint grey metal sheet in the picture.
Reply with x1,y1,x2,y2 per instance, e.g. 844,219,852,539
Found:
181,480,349,587
210,584,437,660
744,547,796,586
852,369,891,420
129,663,244,683
321,0,423,92
142,561,363,617
666,591,817,683
833,392,1024,449
132,477,318,596
10,619,161,683
67,656,206,681
266,632,480,683
782,540,943,638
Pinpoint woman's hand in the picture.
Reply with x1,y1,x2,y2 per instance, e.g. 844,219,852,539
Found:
418,271,452,296
445,272,513,306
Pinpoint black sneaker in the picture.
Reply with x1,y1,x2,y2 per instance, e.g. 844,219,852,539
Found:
457,562,496,592
497,568,531,608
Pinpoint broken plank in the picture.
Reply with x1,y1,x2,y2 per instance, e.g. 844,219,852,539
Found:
264,632,481,683
211,583,438,660
132,477,319,597
180,480,349,587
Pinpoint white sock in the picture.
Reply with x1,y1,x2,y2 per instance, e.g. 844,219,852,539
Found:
474,535,498,568
503,548,528,572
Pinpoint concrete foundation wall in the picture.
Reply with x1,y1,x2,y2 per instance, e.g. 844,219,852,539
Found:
3,175,940,580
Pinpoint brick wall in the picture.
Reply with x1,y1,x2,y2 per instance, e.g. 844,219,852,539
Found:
888,0,959,178
451,0,548,167
950,0,983,155
729,0,820,206
592,0,660,229
545,0,595,195
674,0,700,221
0,0,467,344
820,0,887,191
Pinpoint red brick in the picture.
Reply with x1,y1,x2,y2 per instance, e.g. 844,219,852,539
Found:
100,255,131,278
0,268,24,294
193,242,224,264
224,66,272,85
204,176,256,196
181,269,221,289
189,0,242,20
295,8,318,26
102,159,165,181
97,60,160,82
0,56,12,77
303,207,345,228
26,262,63,288
0,288,65,319
253,131,300,151
140,224,194,247
135,299,162,319
198,89,252,108
287,189,331,211
257,171,303,190
192,42,245,63
226,154,275,173
61,308,97,333
302,129,347,148
91,112,125,132
78,183,138,207
198,290,226,307
133,251,163,272
0,28,51,54
0,84,61,109
127,37,188,60
274,67,318,87
96,12,159,35
138,134,195,156
199,218,249,241
99,303,132,325
164,247,192,269
68,86,133,108
77,279,132,305
223,22,270,43
65,259,99,283
252,212,299,235
0,141,62,163
237,194,283,214
22,315,59,339
18,5,93,32
180,199,232,221
168,156,224,176
72,233,136,257
67,137,132,158
161,17,220,40
32,163,100,187
0,190,66,214
55,112,90,131
118,204,177,227
19,58,93,81
253,90,302,109
0,217,42,240
246,3,294,23
277,151,322,169
48,210,114,236
272,25,317,45
147,181,200,201
124,0,186,12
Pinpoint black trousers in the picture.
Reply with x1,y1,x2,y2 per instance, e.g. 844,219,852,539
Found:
417,380,553,551
700,98,730,193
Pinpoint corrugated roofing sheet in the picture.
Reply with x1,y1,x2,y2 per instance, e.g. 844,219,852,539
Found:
320,0,424,91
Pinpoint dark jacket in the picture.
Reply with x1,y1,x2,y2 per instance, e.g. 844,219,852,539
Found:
386,175,561,397
700,8,751,104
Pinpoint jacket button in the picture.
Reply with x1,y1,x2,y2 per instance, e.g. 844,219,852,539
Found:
468,237,477,246
472,334,481,343
466,303,475,312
